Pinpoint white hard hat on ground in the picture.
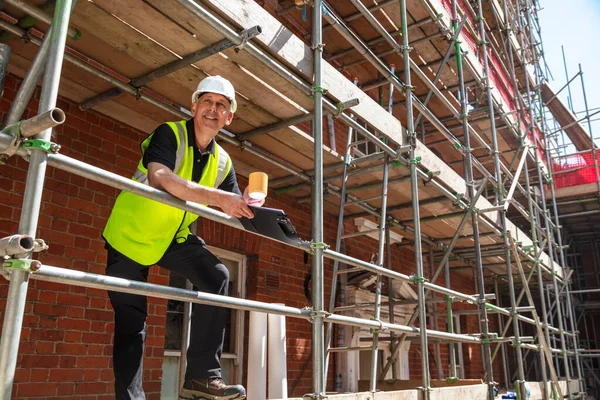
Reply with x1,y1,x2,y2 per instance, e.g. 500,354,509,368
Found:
191,75,237,113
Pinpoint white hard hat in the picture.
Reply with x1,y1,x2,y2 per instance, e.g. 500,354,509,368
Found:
191,75,237,113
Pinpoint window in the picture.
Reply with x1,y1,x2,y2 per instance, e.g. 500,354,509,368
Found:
161,247,247,399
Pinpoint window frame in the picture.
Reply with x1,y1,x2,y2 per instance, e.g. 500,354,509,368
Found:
206,245,247,384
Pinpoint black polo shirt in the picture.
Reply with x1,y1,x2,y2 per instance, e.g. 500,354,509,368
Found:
142,119,241,195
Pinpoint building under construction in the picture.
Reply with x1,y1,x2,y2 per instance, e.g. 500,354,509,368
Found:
0,0,599,398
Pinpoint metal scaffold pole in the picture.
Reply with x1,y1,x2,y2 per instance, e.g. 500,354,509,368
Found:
524,142,551,392
556,64,587,394
471,0,495,397
0,0,73,397
523,3,572,395
385,70,398,382
368,65,394,391
445,258,458,379
399,0,430,397
494,278,511,387
311,0,326,397
368,156,389,392
323,78,358,387
500,0,551,391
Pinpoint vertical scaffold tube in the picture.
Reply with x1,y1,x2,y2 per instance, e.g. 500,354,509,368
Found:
461,0,494,397
0,0,73,398
368,156,389,392
553,67,585,386
430,247,444,380
494,278,511,387
499,0,545,394
324,78,358,386
523,3,571,395
311,1,326,397
385,69,398,381
400,0,430,397
445,259,457,378
523,143,550,392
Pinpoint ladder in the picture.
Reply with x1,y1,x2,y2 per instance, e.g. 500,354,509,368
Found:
323,75,406,392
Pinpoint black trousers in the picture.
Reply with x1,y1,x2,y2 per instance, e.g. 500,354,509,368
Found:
106,235,229,400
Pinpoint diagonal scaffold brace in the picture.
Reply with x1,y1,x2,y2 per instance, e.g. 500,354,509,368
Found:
507,232,564,400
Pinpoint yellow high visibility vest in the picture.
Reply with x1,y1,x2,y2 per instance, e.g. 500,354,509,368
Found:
103,120,231,265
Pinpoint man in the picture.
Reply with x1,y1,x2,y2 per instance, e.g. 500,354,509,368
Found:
103,76,261,400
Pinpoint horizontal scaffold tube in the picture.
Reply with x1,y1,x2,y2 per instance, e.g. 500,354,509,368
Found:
326,314,481,344
29,264,482,344
32,265,310,318
323,249,478,303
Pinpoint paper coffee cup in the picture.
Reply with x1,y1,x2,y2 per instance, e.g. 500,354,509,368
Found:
248,172,268,200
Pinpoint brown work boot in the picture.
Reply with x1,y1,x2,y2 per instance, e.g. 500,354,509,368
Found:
179,377,246,400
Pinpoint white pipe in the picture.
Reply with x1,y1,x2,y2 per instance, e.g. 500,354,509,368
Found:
268,307,288,399
247,311,267,399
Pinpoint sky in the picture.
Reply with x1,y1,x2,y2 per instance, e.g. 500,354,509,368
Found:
538,0,600,154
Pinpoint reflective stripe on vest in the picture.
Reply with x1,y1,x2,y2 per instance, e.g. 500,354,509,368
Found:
102,120,232,265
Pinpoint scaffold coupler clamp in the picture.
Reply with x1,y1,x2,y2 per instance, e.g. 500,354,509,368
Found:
0,234,48,280
452,192,468,210
333,98,360,119
1,258,42,280
442,28,453,41
0,125,23,161
508,335,521,346
310,84,327,99
476,296,487,306
399,44,413,53
308,309,330,323
369,317,387,334
417,386,432,397
423,169,441,185
239,139,253,152
402,84,416,95
22,138,61,155
311,40,325,52
487,332,499,343
233,25,260,52
410,275,427,285
308,240,329,255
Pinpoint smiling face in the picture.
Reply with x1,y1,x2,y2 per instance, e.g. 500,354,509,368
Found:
190,92,234,136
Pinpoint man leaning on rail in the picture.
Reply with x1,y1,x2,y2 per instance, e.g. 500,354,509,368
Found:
102,75,262,400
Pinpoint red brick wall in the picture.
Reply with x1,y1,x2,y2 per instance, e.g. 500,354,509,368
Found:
0,73,165,400
0,73,495,398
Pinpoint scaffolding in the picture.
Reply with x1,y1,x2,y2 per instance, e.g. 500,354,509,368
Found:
0,0,595,399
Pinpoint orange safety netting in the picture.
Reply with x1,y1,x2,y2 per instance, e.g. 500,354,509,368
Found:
552,151,600,188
